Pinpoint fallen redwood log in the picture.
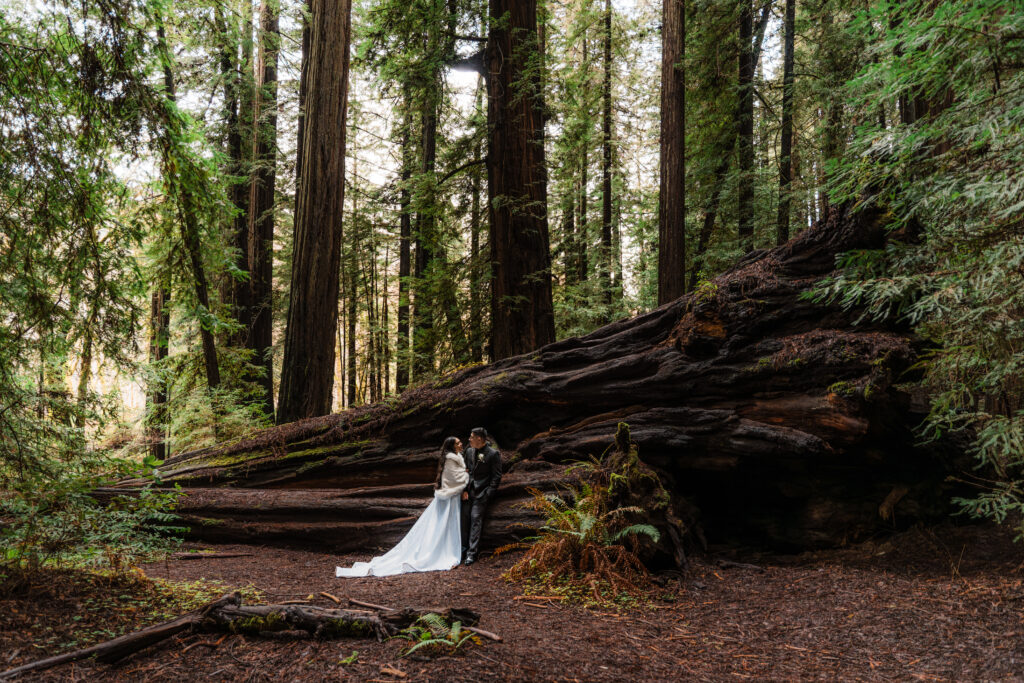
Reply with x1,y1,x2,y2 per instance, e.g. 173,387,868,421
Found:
0,593,480,680
116,204,968,551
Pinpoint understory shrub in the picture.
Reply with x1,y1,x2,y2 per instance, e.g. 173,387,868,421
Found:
504,423,668,602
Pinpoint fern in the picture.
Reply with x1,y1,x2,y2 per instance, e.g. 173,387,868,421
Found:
612,524,661,544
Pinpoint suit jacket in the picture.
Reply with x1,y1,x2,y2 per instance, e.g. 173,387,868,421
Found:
462,444,502,502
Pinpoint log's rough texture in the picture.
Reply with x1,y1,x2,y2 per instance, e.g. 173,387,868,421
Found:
121,206,966,550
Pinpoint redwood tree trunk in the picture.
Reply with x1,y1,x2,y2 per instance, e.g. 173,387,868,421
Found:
276,0,352,423
486,0,555,360
658,0,685,305
736,1,755,252
776,0,796,246
248,0,279,418
600,0,614,308
413,99,437,380
396,103,413,391
215,4,252,351
469,76,485,363
147,286,170,461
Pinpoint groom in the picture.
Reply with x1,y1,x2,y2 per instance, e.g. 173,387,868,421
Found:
461,427,502,565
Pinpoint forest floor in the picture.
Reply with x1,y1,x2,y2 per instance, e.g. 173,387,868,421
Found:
2,523,1023,682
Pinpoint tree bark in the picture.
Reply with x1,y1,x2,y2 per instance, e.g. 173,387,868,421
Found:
147,286,170,461
776,0,796,246
294,0,311,212
736,1,755,252
469,76,485,363
600,0,614,309
215,4,252,351
132,205,968,552
276,0,352,423
486,0,556,360
346,269,357,407
248,0,279,418
396,99,413,390
658,0,686,305
413,98,437,380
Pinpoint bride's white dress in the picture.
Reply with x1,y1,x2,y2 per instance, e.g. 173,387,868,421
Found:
336,451,468,577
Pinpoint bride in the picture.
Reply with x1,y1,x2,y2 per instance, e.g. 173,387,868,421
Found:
336,436,469,577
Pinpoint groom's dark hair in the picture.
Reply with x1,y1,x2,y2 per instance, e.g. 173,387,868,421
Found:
470,427,489,442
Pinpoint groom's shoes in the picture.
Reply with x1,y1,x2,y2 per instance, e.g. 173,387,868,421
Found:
464,555,476,566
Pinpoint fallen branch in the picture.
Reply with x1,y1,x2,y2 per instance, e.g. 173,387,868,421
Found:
512,595,564,601
0,593,239,680
464,626,502,642
320,592,341,605
0,595,481,680
347,598,498,640
171,552,255,561
181,635,227,654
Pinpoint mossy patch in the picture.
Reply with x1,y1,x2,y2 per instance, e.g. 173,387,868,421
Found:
317,617,375,638
228,610,289,634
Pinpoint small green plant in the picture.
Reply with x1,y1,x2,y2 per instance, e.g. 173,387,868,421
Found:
394,613,478,658
505,424,668,604
339,650,359,665
693,278,719,303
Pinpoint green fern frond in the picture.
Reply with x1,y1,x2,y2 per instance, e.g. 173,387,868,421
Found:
416,612,449,637
612,524,661,543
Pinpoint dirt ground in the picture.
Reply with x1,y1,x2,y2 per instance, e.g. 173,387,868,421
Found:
2,523,1023,682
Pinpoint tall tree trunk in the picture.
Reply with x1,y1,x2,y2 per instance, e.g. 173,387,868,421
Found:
577,31,589,286
381,244,390,396
346,269,357,407
248,0,279,418
486,0,555,360
276,0,352,423
776,0,796,246
600,0,614,309
147,286,170,461
736,1,754,252
469,77,485,363
578,127,588,283
687,2,769,290
294,0,311,212
657,0,685,305
395,103,413,391
155,16,221,391
413,99,437,381
215,4,252,350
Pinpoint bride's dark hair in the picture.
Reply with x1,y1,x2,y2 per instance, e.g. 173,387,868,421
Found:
434,436,459,489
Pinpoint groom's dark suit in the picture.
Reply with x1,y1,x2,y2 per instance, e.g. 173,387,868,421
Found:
461,444,502,562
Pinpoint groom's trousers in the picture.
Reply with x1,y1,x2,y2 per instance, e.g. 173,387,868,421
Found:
461,496,488,560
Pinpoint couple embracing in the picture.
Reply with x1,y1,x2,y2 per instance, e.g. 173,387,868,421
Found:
335,427,501,578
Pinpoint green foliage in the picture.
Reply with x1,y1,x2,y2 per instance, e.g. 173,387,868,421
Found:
0,469,183,592
819,1,1024,535
506,423,665,602
394,613,478,658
